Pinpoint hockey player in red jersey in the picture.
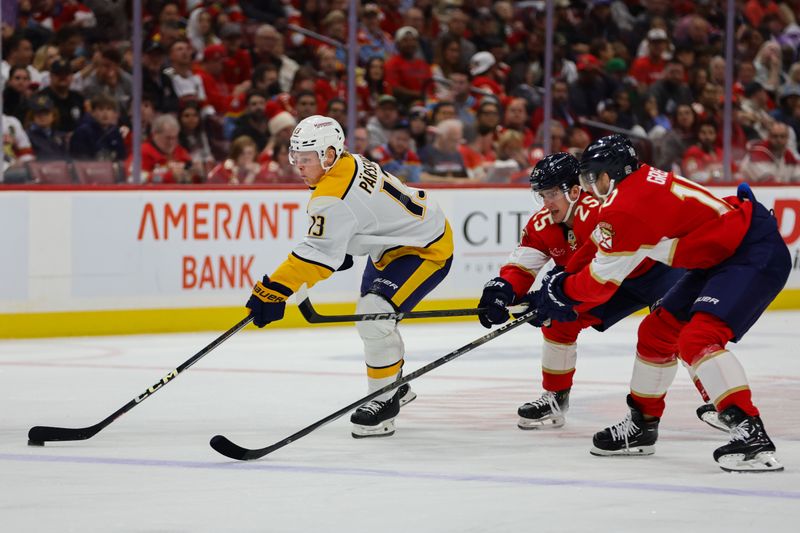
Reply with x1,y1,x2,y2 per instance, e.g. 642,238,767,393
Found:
529,135,791,472
478,153,684,430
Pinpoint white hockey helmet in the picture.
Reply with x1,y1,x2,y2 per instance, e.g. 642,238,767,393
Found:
289,114,345,170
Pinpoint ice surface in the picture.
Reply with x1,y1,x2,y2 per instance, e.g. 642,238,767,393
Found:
1,312,799,532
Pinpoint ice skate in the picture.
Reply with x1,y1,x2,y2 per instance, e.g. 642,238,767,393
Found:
591,395,659,456
714,406,783,472
351,389,401,438
696,403,728,432
398,383,416,407
517,389,569,429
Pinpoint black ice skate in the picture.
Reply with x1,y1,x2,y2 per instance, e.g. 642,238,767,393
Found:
517,389,570,429
591,395,659,456
351,389,401,439
713,406,783,472
398,383,417,407
696,403,728,432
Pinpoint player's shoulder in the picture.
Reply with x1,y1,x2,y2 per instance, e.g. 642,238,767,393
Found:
311,152,358,200
524,208,558,235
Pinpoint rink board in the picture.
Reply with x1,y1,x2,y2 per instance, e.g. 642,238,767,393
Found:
1,185,799,338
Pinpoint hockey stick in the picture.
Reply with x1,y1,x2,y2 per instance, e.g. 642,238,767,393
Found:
27,315,254,446
296,284,528,323
209,308,544,461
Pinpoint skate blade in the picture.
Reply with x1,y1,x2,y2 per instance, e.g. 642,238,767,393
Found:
517,416,565,430
718,452,784,472
590,445,655,457
399,390,417,407
698,412,729,433
351,419,396,439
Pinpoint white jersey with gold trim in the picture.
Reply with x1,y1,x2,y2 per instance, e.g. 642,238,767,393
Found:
271,152,452,292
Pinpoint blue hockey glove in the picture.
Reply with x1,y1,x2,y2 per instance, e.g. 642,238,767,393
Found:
478,277,515,328
246,276,293,328
737,182,756,202
525,267,579,326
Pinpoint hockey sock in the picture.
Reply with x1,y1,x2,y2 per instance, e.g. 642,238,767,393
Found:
541,338,577,392
629,352,678,418
679,313,758,417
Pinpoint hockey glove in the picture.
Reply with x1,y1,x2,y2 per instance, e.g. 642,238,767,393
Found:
478,277,515,328
246,276,293,328
525,267,579,326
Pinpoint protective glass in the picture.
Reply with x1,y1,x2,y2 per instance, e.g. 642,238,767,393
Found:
289,150,318,166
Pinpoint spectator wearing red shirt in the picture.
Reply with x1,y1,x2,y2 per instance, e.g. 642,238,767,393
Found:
219,23,253,92
207,135,270,185
469,51,506,102
195,44,233,115
314,46,346,105
134,114,195,184
681,120,726,183
744,0,781,28
379,0,404,39
384,26,432,107
630,28,670,88
357,57,391,120
740,122,800,183
500,97,535,149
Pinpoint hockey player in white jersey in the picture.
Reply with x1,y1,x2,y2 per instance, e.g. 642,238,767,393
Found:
245,115,454,438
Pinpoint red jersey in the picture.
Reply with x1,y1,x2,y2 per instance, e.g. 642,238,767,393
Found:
681,145,725,183
564,164,754,311
135,142,194,184
384,54,432,94
499,192,601,299
222,49,252,90
195,68,232,115
629,56,665,87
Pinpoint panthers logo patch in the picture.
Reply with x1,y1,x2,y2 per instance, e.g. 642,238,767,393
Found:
594,222,615,250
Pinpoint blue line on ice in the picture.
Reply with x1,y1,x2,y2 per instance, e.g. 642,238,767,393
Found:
3,453,798,500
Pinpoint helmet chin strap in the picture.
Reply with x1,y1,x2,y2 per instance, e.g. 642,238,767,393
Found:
591,179,615,200
562,189,579,221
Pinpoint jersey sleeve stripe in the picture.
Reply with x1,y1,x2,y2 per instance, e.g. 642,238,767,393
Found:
291,251,335,272
506,246,550,274
270,253,336,292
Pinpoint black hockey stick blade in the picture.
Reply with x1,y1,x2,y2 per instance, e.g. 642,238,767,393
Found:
27,315,253,445
295,284,527,323
209,308,543,461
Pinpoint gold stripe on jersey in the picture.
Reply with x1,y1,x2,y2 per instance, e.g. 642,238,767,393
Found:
374,221,454,270
713,385,751,406
366,359,404,379
541,366,575,375
390,255,450,309
504,262,538,277
310,153,358,200
270,252,335,293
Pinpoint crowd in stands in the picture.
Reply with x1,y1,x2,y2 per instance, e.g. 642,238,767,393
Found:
4,0,800,185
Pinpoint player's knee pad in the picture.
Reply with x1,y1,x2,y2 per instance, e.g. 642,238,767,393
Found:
355,293,404,366
677,312,734,366
637,307,683,362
